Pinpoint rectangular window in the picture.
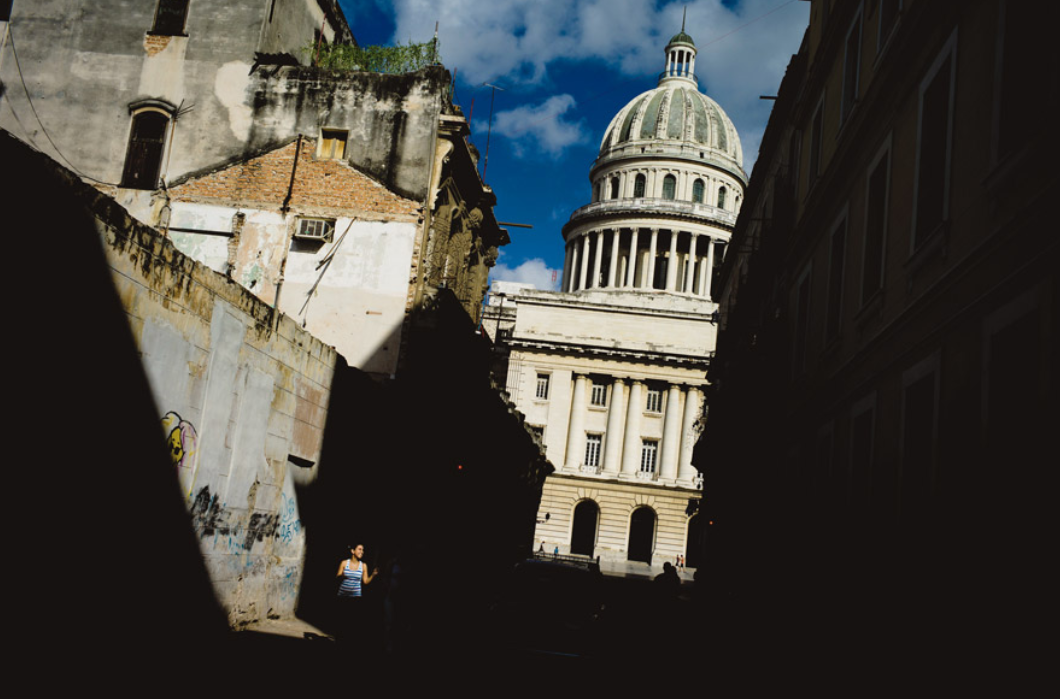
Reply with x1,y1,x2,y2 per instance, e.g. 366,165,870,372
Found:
809,98,824,183
319,129,348,160
584,434,602,468
645,389,663,413
841,11,862,123
295,218,335,242
535,373,550,400
912,32,957,249
861,145,890,305
878,0,901,52
640,440,658,474
590,381,607,407
152,0,189,35
825,216,846,341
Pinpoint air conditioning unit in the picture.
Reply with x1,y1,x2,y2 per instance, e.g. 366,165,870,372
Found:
295,218,334,242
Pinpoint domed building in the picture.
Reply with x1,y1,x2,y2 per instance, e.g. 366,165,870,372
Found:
497,28,746,570
561,28,745,297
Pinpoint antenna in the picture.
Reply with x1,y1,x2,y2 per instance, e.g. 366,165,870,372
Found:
482,82,505,178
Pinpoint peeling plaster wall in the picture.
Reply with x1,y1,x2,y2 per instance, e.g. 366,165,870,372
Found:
99,188,338,628
169,201,417,375
0,0,351,188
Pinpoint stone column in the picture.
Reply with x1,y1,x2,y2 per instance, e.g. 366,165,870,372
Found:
565,374,588,471
684,233,699,293
591,229,604,288
678,386,701,483
659,384,682,481
603,379,626,476
562,242,574,292
620,380,643,478
646,228,659,289
704,237,715,299
607,228,620,287
697,252,710,297
626,227,640,288
666,230,679,291
578,233,590,291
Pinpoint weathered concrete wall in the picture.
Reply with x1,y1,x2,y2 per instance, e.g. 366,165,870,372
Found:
0,0,351,189
54,139,341,627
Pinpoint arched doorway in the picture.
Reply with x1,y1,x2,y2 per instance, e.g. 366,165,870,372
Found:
570,500,599,557
627,507,656,563
685,514,705,569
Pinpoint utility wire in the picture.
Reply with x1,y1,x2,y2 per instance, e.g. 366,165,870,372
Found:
4,27,121,186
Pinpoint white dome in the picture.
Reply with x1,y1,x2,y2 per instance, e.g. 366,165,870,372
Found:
598,84,745,181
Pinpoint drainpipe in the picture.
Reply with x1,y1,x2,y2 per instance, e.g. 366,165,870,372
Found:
274,135,303,331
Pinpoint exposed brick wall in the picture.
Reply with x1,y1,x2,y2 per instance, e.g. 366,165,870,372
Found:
170,139,421,222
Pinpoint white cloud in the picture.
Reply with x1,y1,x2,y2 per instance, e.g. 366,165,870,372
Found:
491,257,561,290
389,0,810,169
475,94,588,158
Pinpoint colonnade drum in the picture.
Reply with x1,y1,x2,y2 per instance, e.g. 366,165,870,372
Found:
562,226,727,298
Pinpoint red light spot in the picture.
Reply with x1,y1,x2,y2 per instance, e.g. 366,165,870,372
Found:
457,464,463,470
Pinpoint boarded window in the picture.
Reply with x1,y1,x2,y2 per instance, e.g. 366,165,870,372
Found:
152,0,189,35
121,111,169,189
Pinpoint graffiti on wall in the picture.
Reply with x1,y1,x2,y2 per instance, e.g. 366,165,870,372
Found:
189,485,303,559
161,411,198,473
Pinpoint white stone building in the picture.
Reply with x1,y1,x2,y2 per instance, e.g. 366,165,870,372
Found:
502,29,746,567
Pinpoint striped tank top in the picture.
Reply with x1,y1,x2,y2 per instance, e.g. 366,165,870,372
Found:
338,560,364,597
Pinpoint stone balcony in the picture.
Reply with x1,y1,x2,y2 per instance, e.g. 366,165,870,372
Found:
567,197,737,228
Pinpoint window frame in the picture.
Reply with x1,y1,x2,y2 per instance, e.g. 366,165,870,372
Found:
121,107,173,190
824,207,848,343
645,388,663,413
792,263,812,377
318,128,348,160
860,138,891,307
150,0,190,36
910,29,958,252
640,439,659,474
584,433,603,469
692,178,705,204
535,372,551,400
840,6,863,125
808,95,825,185
590,380,607,408
633,174,646,198
662,174,677,201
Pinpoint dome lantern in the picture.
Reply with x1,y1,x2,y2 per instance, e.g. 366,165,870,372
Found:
660,9,697,87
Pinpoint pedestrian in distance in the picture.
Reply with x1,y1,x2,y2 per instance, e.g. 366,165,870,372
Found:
336,543,378,645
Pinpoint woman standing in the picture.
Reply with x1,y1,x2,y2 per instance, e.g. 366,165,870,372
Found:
336,543,377,643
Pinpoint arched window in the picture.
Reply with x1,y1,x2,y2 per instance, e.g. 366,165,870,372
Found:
692,178,705,203
121,110,170,189
662,174,676,200
718,186,727,209
634,173,646,198
610,177,620,200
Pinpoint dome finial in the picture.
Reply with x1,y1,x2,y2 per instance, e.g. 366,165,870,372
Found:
682,6,686,33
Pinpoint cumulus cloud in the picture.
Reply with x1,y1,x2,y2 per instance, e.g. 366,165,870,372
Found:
491,257,561,291
388,0,809,168
476,94,588,158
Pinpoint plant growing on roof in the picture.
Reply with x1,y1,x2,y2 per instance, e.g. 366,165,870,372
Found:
306,38,441,74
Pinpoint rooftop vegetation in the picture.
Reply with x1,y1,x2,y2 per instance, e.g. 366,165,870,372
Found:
307,38,440,74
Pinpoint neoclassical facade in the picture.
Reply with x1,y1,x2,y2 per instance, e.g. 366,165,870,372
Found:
501,30,746,567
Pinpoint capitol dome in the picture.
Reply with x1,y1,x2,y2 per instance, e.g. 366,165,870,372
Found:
596,29,744,179
559,26,747,303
